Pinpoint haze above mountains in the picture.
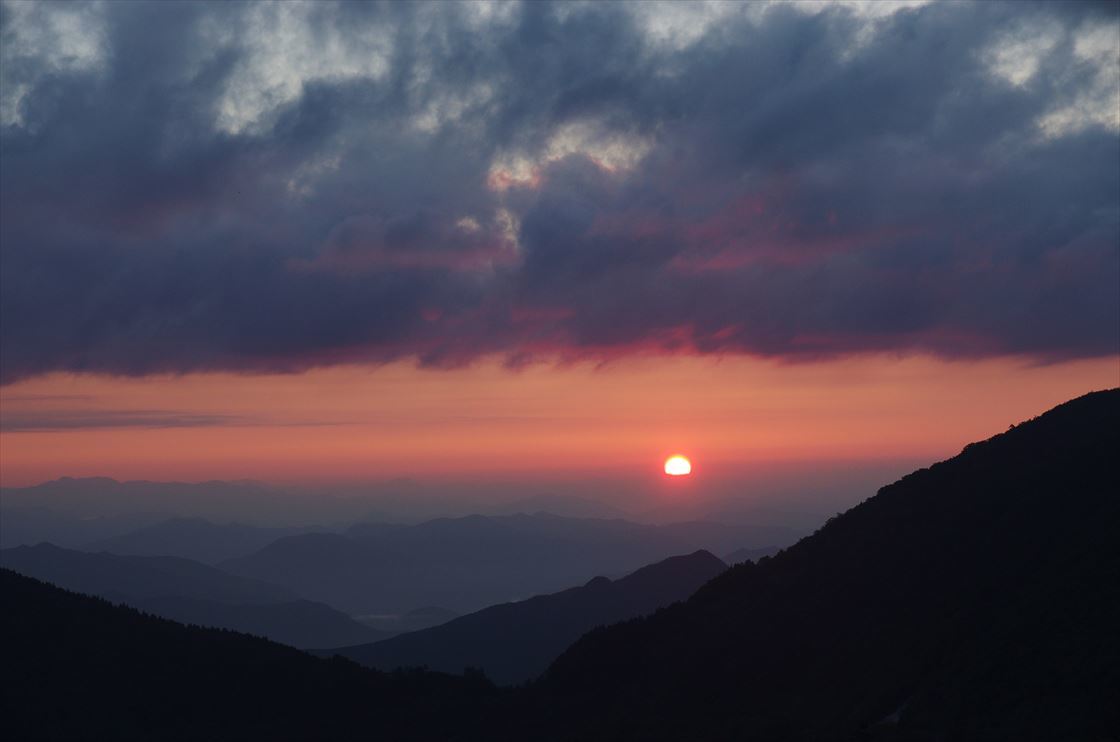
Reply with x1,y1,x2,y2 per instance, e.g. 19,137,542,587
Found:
325,549,729,684
0,457,906,541
220,515,786,614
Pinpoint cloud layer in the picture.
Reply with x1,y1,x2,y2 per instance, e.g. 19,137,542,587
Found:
2,0,1117,383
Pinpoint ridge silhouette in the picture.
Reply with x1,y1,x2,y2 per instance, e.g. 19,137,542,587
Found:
324,549,727,684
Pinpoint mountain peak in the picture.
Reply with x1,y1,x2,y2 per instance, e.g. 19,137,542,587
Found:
540,389,1120,739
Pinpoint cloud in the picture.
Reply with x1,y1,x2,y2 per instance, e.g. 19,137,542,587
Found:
1,0,1117,383
0,410,249,432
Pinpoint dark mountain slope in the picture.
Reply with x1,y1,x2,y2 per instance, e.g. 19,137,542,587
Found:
528,389,1120,741
724,544,781,563
1,543,293,604
0,544,383,648
327,550,727,685
0,569,494,741
127,595,389,649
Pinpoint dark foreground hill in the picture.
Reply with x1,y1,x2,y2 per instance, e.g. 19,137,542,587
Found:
524,389,1120,741
0,569,495,742
125,594,389,649
0,544,384,648
325,550,727,685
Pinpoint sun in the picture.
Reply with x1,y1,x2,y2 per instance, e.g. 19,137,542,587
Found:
664,455,692,477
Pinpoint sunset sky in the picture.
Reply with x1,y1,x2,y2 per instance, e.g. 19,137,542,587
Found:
1,1,1117,495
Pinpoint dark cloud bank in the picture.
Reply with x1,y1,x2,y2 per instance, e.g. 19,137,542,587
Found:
1,1,1117,383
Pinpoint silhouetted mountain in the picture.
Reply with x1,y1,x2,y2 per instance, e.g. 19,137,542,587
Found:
326,550,727,685
724,545,781,563
83,517,327,564
1,543,294,604
355,605,461,634
0,569,494,741
0,544,380,648
521,389,1120,741
127,595,389,649
221,513,795,613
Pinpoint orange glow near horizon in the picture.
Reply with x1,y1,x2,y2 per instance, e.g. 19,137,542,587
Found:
0,354,1116,487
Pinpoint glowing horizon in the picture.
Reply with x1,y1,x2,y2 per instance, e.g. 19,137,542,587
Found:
2,354,1115,488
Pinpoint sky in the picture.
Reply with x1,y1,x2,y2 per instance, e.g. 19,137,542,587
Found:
1,1,1117,500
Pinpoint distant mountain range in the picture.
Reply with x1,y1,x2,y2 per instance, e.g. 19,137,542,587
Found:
83,517,328,564
0,478,637,534
0,543,294,604
482,493,630,520
0,477,302,522
3,390,1116,740
0,544,383,649
324,549,727,684
221,513,794,614
0,505,163,550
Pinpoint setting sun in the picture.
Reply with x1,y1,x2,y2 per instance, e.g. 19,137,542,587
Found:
664,455,692,477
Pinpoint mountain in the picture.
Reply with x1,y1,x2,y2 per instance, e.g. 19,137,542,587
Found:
522,389,1120,741
325,550,727,685
355,605,461,634
1,543,294,604
221,513,796,614
0,544,382,649
0,569,494,741
126,595,388,649
0,505,163,549
0,477,296,521
724,545,781,563
484,493,630,520
83,517,326,564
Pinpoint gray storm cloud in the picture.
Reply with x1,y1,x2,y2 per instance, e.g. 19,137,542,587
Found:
1,0,1117,383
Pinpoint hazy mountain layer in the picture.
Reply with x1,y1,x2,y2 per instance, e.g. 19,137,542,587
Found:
1,543,294,605
0,544,382,649
83,517,327,564
326,549,727,684
221,513,793,614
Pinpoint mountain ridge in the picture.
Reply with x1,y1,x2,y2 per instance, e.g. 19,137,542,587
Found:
0,543,384,649
529,389,1120,740
325,549,727,684
220,513,792,614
